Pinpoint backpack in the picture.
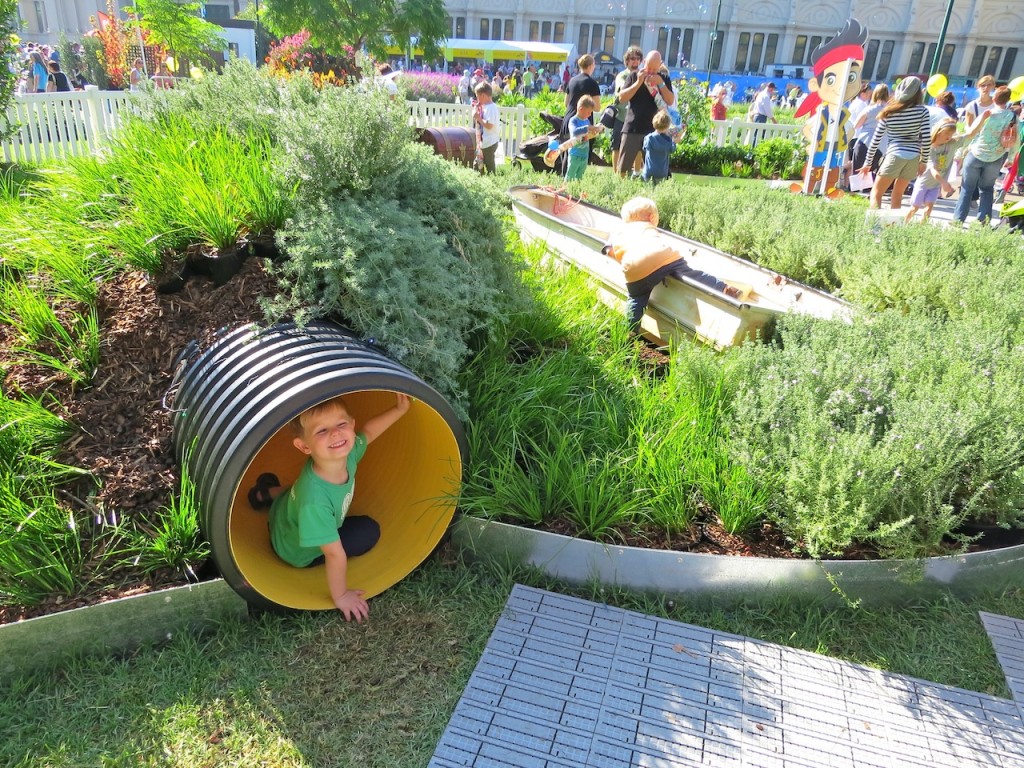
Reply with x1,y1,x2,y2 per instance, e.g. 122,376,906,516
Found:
1000,117,1019,151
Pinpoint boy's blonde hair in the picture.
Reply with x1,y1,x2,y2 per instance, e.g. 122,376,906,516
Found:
652,109,672,132
474,81,492,98
290,396,352,437
620,196,658,223
577,94,596,111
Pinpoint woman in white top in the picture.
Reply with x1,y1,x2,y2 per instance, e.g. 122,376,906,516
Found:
953,85,1018,225
129,58,146,92
862,76,930,210
850,83,890,175
964,75,996,128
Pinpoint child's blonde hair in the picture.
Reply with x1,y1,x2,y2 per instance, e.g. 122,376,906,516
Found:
577,94,596,111
290,396,352,437
652,109,672,132
620,196,658,223
930,118,957,144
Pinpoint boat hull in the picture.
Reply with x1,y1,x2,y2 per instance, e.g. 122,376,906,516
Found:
509,185,850,348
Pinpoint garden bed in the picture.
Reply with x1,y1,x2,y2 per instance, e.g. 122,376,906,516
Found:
0,258,276,625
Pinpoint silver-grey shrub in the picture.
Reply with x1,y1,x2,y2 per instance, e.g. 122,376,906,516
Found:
725,312,1024,558
268,145,526,410
274,83,414,200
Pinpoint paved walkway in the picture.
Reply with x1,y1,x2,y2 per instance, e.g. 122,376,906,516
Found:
980,612,1024,710
863,191,1021,229
431,585,1024,767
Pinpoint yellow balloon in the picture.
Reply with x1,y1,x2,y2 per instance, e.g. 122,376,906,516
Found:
1010,75,1024,101
926,73,948,98
189,67,204,80
166,56,176,71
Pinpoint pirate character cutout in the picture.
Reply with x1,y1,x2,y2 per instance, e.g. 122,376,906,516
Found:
793,19,868,196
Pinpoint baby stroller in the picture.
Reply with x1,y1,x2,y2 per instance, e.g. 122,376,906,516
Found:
511,111,607,174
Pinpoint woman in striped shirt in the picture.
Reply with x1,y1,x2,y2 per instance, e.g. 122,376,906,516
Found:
861,76,931,210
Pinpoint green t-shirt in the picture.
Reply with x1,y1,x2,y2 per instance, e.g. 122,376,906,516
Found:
269,433,368,567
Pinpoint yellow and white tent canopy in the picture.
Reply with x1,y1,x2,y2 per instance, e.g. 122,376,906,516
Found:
386,38,575,64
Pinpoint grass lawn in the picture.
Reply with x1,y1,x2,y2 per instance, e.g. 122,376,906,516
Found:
1,548,1021,767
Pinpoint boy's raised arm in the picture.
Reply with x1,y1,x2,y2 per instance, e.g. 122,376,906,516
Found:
362,393,411,445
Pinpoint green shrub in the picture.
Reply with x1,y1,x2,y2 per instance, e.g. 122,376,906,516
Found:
274,83,413,201
269,145,526,410
671,142,750,175
753,137,804,179
672,77,713,144
725,312,1024,558
510,88,568,138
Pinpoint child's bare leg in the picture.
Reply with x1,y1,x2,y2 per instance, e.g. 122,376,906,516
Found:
890,178,910,209
922,202,935,221
904,206,918,223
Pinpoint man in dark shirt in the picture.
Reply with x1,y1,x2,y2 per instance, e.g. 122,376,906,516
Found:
615,50,675,176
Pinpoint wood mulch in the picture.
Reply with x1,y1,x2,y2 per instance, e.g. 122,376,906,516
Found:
1,258,278,625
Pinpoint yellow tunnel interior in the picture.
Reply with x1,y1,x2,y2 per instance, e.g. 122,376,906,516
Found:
230,390,462,611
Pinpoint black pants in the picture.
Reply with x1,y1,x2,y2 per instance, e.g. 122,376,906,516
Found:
304,515,380,568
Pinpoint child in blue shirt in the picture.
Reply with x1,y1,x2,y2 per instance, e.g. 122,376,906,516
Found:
566,95,601,181
642,109,676,183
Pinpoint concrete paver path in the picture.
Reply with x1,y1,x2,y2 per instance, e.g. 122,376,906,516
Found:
432,585,1024,767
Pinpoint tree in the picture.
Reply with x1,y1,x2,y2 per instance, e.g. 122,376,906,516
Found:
126,0,226,73
260,0,448,62
0,0,18,140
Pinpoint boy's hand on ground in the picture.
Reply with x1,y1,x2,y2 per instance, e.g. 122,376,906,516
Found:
335,590,369,623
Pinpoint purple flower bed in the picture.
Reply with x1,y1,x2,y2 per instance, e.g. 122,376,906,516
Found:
400,72,460,103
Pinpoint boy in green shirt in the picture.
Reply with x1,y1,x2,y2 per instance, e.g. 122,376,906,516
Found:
250,393,410,622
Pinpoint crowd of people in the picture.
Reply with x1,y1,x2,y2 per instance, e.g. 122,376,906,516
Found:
12,41,87,94
850,74,1022,226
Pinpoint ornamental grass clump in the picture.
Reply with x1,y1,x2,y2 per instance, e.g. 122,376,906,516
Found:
459,241,767,540
134,58,287,141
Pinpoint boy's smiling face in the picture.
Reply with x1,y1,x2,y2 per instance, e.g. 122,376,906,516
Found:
293,404,357,464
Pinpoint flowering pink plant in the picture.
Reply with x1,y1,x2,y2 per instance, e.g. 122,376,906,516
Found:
266,30,314,73
265,31,357,87
399,71,460,103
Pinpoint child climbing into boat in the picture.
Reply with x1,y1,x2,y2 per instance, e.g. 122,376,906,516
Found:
603,197,741,332
247,393,410,622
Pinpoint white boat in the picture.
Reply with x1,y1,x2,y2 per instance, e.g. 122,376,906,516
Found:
509,185,852,348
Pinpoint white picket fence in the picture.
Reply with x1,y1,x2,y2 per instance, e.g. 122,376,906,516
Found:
407,99,529,162
0,90,798,166
709,118,801,146
1,87,134,164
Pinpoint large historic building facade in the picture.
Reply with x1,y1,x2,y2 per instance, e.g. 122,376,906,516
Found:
441,0,1023,83
17,1,1023,84
15,0,242,42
